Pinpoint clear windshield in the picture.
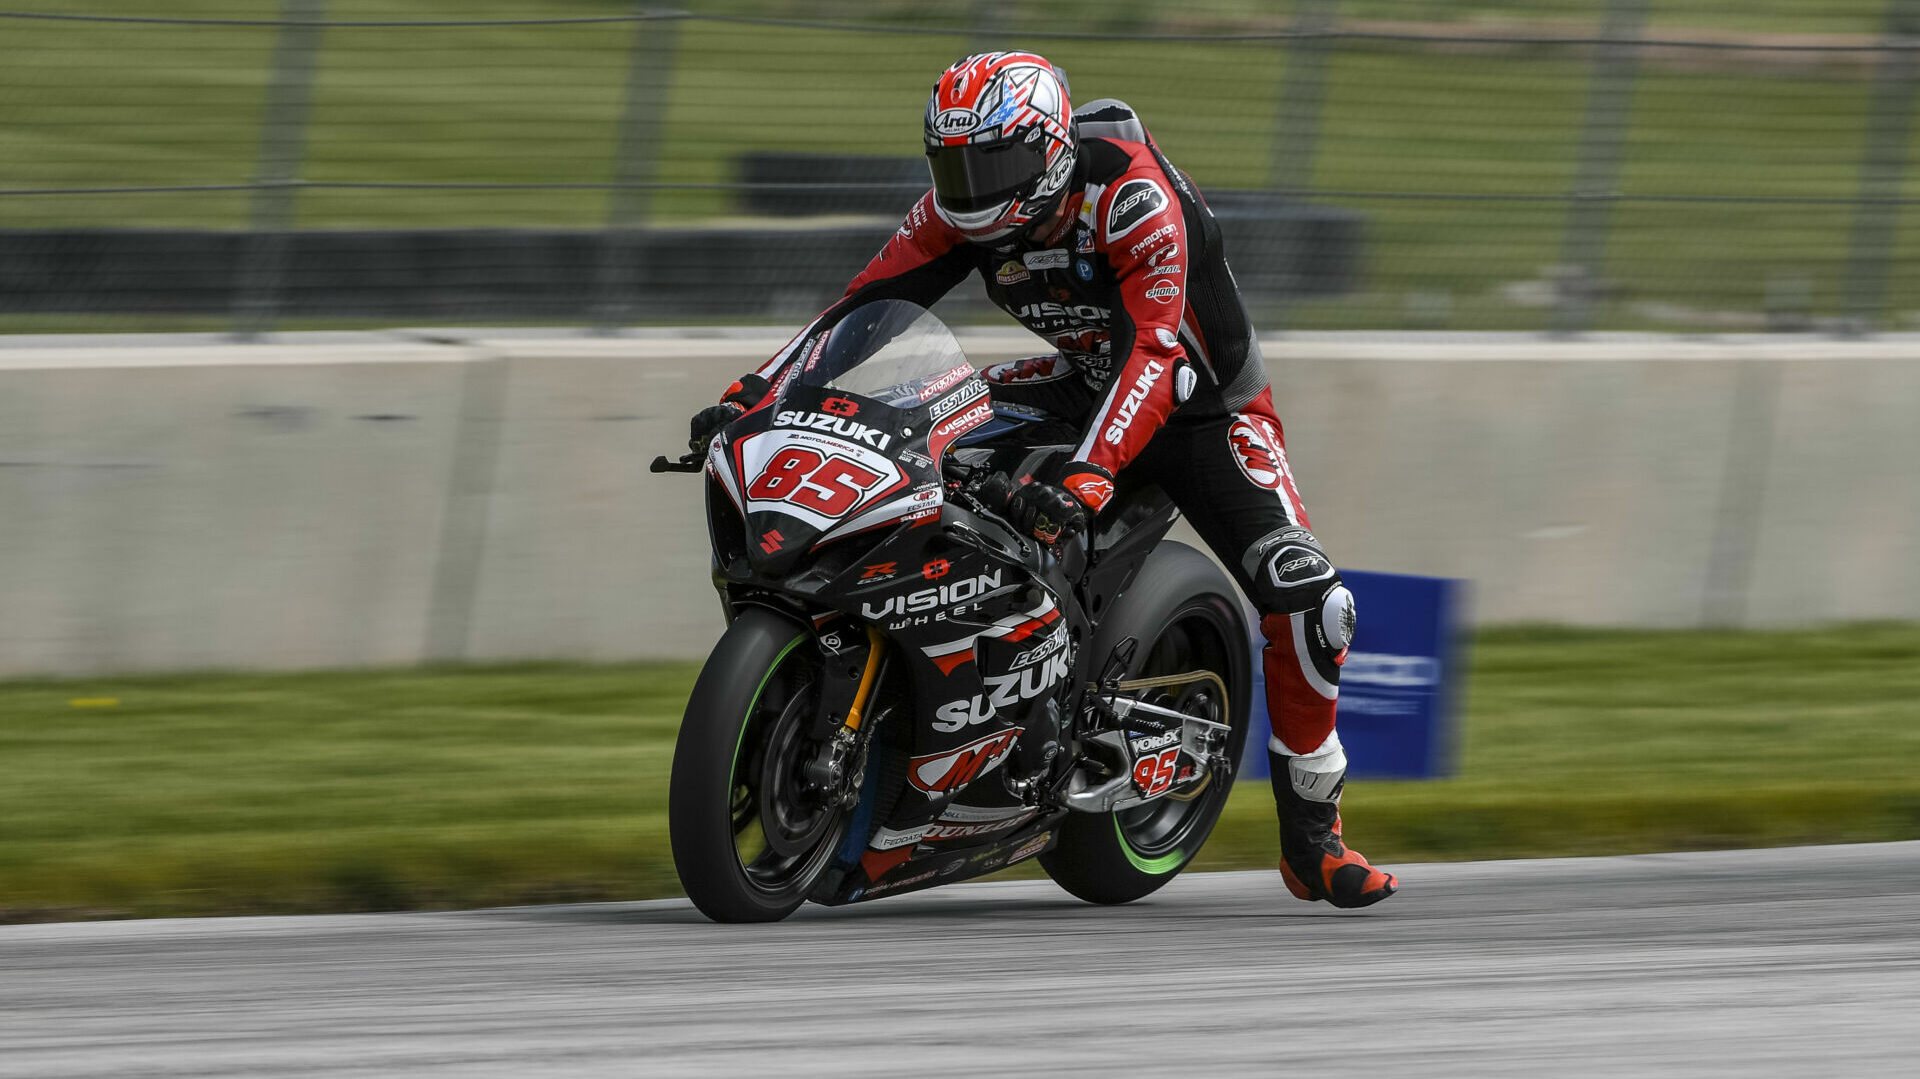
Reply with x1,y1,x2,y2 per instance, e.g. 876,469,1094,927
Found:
787,300,973,408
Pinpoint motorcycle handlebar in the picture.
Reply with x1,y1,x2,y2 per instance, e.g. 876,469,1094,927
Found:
968,470,1018,515
651,453,704,474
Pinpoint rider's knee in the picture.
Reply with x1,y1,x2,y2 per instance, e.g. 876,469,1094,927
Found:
1243,526,1341,614
1245,526,1354,658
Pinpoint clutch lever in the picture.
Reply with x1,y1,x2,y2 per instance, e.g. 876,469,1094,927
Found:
650,452,704,474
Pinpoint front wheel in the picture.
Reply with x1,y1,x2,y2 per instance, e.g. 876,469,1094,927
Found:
1042,542,1252,905
668,607,849,923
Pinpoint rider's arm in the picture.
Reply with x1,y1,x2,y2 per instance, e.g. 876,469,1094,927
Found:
723,192,974,406
1063,169,1192,506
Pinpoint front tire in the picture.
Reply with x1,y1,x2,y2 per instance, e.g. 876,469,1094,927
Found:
1042,542,1252,905
669,607,848,923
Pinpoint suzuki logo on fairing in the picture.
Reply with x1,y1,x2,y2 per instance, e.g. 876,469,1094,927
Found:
932,647,1073,732
1102,360,1165,444
773,409,891,450
859,571,1003,620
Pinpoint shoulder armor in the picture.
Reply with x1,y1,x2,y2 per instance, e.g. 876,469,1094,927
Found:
1074,98,1149,144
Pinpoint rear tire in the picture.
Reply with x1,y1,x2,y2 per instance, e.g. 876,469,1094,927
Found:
1041,542,1252,905
668,608,848,923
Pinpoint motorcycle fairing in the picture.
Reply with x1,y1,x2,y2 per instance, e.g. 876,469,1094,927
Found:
695,301,1204,907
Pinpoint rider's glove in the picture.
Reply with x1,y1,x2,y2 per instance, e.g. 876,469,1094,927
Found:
1007,461,1114,545
687,374,773,455
688,403,743,455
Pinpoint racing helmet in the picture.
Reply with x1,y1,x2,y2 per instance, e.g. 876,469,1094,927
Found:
923,52,1077,244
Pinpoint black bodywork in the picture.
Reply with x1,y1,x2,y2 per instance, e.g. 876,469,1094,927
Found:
693,303,1186,904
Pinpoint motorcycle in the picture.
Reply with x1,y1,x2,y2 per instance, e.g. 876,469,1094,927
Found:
654,299,1251,923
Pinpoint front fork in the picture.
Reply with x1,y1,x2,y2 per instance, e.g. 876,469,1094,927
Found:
802,624,886,809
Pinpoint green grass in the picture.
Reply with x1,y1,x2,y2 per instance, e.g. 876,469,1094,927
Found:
1,1,1916,329
3,623,1917,921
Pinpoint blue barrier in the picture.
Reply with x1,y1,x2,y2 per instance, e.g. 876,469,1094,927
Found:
1240,570,1466,781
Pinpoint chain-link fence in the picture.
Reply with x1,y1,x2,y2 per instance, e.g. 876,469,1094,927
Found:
2,1,1915,334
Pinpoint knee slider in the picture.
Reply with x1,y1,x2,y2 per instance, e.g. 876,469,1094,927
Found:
1321,584,1355,654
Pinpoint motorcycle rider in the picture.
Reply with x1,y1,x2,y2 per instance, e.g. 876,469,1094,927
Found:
690,52,1396,908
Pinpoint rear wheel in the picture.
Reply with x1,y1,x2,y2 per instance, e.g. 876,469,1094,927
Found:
1041,542,1251,905
668,608,850,923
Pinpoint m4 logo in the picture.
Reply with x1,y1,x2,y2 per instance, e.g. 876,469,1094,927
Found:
909,728,1023,797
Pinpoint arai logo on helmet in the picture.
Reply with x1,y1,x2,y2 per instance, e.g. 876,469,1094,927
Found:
933,108,980,137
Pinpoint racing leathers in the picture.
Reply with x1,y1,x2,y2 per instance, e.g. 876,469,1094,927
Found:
716,100,1395,907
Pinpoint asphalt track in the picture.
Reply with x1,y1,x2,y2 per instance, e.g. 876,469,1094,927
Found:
3,843,1916,1078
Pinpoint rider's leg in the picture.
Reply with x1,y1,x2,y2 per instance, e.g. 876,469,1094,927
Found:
1136,388,1397,909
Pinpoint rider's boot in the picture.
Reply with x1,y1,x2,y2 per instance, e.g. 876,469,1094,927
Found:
1271,734,1397,908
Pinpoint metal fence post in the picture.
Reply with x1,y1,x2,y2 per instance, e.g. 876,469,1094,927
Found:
1265,0,1337,329
1843,0,1919,334
967,0,1011,56
1553,0,1646,335
1269,0,1336,197
1700,361,1780,627
232,0,324,340
594,8,682,333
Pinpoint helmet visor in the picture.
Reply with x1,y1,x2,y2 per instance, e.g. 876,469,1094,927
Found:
926,139,1047,215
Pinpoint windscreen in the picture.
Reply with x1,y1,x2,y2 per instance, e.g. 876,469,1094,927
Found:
787,300,973,409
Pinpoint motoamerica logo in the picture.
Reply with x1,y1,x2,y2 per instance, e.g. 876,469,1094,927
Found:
773,409,891,450
859,570,1002,620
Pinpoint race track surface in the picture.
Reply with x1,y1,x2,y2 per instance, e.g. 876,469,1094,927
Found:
3,842,1916,1078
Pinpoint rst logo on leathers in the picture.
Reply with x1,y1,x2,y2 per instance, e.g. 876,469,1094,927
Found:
1105,178,1169,241
909,727,1023,797
773,409,891,450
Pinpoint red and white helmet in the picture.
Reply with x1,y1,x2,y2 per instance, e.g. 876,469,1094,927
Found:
924,52,1077,244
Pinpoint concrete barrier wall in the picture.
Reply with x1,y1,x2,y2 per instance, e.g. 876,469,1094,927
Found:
1,332,1914,675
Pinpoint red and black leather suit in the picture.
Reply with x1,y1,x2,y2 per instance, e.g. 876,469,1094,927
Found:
732,100,1355,790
